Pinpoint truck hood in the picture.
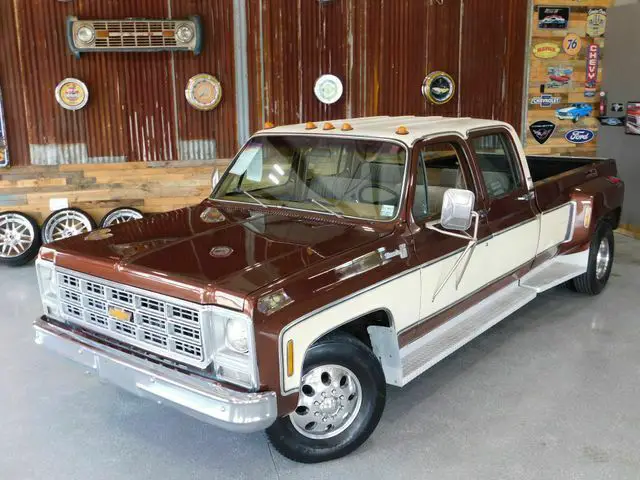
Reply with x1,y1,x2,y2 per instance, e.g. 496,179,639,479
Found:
47,202,390,306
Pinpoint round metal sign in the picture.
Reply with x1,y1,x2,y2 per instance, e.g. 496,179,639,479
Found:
314,74,343,105
55,78,89,111
422,71,456,105
185,74,223,111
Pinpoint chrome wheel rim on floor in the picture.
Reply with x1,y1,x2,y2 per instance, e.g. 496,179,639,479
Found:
0,213,35,258
290,364,363,439
102,208,143,227
44,210,93,243
595,238,611,280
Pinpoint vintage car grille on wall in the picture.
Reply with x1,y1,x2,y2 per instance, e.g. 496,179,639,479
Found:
67,16,202,56
56,271,211,368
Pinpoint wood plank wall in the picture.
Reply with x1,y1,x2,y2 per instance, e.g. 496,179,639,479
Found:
0,160,229,225
524,0,613,156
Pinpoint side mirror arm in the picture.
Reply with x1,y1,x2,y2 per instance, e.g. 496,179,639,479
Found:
426,211,480,301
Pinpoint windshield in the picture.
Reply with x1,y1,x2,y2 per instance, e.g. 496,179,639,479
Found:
211,135,407,221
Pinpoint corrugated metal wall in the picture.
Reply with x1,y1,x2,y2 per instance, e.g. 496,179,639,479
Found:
0,0,238,166
246,0,528,133
0,0,529,167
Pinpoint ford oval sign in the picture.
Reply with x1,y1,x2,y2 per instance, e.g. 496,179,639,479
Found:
565,129,595,144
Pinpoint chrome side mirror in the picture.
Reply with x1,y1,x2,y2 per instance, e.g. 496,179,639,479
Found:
211,168,220,189
440,188,475,231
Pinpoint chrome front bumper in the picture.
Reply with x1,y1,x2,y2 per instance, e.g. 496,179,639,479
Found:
33,318,277,433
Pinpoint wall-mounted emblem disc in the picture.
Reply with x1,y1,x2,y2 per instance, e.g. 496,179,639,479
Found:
314,75,343,105
185,74,223,111
422,71,456,105
55,78,89,110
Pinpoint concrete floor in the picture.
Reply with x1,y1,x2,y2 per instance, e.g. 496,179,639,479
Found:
1,234,639,480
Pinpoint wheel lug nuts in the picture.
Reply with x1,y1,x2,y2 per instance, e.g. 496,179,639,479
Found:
340,395,345,399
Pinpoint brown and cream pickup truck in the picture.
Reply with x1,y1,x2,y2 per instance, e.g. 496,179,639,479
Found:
34,116,624,463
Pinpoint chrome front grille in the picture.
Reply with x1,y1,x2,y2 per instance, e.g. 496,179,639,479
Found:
56,271,211,368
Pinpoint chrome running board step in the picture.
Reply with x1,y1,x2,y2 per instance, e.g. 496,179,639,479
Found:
520,251,588,293
400,282,536,386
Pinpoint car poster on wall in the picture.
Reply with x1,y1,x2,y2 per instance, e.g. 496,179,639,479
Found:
0,86,8,168
538,7,570,29
626,102,640,135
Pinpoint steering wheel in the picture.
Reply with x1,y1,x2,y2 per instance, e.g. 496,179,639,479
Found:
358,184,400,205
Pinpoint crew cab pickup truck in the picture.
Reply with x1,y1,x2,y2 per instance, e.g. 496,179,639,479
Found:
34,116,624,463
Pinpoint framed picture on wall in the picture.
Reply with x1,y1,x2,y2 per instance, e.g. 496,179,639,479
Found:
538,7,570,29
626,102,640,135
0,86,8,168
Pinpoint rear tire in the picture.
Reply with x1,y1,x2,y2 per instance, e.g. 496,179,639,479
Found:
266,333,386,463
572,222,614,295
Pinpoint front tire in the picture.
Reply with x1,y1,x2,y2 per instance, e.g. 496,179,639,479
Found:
572,222,614,295
266,333,386,463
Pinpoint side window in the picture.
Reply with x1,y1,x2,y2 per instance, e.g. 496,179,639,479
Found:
412,142,467,221
470,133,522,199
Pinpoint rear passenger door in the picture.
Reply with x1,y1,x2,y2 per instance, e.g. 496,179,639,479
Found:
467,129,539,279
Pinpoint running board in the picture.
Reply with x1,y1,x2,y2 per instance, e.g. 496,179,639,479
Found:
400,282,536,386
397,250,589,387
519,251,588,293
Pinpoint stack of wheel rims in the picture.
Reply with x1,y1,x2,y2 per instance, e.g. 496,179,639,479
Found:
0,206,144,267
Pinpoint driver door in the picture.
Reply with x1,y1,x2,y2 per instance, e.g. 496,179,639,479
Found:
403,136,493,336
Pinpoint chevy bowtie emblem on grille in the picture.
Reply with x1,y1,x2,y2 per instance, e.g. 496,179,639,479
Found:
108,306,133,323
529,120,557,145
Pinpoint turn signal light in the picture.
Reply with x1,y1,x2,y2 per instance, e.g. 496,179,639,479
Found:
396,126,410,135
263,121,275,129
305,122,317,130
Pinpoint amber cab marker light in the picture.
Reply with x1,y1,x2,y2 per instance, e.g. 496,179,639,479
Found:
305,121,317,130
396,125,410,135
263,121,275,129
341,122,353,131
323,122,335,130
287,340,294,377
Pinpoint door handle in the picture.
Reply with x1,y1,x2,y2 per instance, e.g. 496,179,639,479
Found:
517,192,535,201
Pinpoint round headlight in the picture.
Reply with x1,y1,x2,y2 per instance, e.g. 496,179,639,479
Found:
225,317,249,354
175,24,195,43
77,25,96,44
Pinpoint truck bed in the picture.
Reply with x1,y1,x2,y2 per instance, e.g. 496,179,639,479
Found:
527,155,620,215
526,155,606,184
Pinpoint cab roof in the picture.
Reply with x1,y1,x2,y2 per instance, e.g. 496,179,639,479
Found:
256,116,512,147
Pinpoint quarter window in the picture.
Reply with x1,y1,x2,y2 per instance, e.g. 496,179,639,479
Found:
412,143,467,221
470,133,522,199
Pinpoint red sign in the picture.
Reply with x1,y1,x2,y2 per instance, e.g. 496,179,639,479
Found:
584,44,600,97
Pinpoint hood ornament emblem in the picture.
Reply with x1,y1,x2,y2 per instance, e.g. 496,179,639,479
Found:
210,246,233,258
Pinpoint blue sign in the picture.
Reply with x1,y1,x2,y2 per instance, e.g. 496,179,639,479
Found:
565,129,595,144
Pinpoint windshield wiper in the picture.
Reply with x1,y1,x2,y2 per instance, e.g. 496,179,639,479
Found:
237,189,267,208
311,198,344,218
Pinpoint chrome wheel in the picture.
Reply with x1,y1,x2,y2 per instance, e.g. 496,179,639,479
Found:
290,364,363,439
0,213,35,258
43,209,93,243
595,238,611,280
101,208,143,227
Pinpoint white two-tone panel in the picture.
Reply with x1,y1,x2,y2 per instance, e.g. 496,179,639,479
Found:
417,219,539,323
537,203,575,253
280,270,421,394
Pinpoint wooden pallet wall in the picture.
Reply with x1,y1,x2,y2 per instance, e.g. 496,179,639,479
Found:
524,0,613,156
0,160,229,225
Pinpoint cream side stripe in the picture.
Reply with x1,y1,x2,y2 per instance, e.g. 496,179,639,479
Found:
280,270,421,393
538,203,574,252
